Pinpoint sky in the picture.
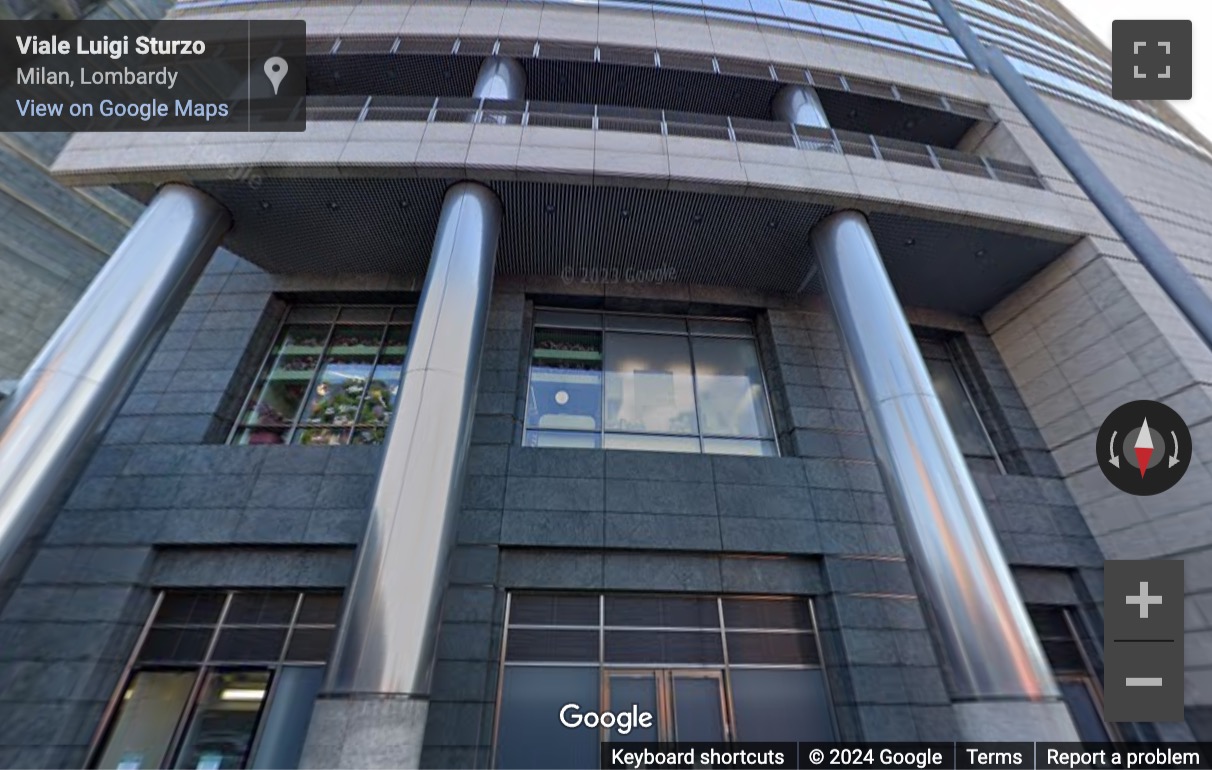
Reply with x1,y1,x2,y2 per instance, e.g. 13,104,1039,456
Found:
1059,0,1212,142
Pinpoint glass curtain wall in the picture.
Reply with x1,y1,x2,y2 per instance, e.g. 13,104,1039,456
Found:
524,310,778,456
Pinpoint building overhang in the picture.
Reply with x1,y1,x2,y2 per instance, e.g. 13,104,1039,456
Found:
55,122,1084,316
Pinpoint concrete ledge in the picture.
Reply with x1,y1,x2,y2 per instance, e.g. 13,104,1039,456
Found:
52,122,1084,242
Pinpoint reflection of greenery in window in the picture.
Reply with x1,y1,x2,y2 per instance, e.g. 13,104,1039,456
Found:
524,311,776,456
528,329,603,434
230,306,414,446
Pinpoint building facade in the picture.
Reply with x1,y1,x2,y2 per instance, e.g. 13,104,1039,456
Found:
0,0,170,382
1,0,1212,768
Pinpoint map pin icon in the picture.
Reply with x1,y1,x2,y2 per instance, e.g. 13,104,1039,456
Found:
264,57,288,95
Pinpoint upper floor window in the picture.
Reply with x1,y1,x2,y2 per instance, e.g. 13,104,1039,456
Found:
230,305,414,446
524,310,778,456
91,590,342,770
1028,604,1118,743
916,332,1004,473
494,593,834,769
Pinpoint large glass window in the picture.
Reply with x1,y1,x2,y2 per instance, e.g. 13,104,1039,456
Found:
230,305,414,446
525,311,777,456
92,591,341,770
1028,605,1118,743
494,593,835,769
916,333,1003,472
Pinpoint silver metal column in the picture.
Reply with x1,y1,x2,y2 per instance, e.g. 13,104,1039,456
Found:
301,183,502,769
0,184,230,604
927,0,1212,352
812,211,1077,736
327,181,501,696
772,84,830,129
473,56,525,100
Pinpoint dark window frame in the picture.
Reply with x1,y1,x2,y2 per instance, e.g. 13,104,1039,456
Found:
1028,604,1120,743
226,303,415,447
88,590,341,770
523,308,781,457
915,328,1010,475
492,592,837,767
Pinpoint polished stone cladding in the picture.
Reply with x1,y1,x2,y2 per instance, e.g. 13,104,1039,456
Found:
0,245,1109,766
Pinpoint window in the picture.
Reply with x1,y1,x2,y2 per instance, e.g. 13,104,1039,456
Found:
494,593,835,769
1028,605,1119,743
92,590,342,770
916,333,1004,473
524,310,778,456
230,305,414,446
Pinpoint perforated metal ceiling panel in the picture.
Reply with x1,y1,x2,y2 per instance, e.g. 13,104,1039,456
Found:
192,177,830,291
493,183,832,290
167,178,1072,315
868,211,1069,314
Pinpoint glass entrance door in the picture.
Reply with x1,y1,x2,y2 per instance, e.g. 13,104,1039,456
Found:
605,670,729,743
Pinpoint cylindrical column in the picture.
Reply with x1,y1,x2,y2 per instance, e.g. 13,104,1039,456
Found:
302,182,501,769
327,181,500,697
473,56,525,100
772,84,830,128
811,211,1075,734
0,184,230,604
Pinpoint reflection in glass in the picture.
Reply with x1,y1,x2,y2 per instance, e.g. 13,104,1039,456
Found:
924,357,996,458
232,306,413,446
700,437,777,456
300,325,381,428
605,333,698,435
527,328,603,433
525,314,778,456
603,433,701,453
95,671,196,770
496,667,600,770
248,667,326,770
691,336,774,439
1060,679,1111,742
526,430,603,449
234,324,327,446
174,670,272,770
294,427,351,446
608,674,660,742
671,675,726,742
499,594,837,763
360,325,408,425
730,668,836,741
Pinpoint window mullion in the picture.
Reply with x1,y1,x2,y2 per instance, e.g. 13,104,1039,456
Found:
685,330,706,454
165,592,233,768
280,591,306,666
599,327,609,448
228,309,291,445
945,337,1006,473
349,322,391,445
288,313,340,445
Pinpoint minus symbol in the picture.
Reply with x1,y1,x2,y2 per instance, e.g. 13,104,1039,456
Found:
1126,677,1164,687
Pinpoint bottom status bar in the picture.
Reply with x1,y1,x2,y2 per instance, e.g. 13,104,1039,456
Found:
596,743,1212,770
